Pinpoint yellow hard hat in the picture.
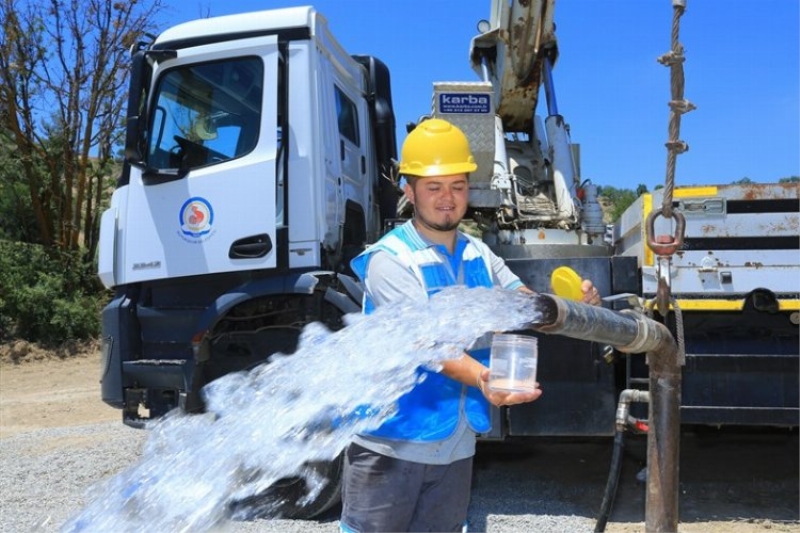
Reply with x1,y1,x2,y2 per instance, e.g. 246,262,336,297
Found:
399,118,477,177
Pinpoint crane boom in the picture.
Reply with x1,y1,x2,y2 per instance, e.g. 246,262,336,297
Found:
470,0,557,133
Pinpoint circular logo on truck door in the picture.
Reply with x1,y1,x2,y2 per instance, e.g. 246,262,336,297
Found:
179,197,214,240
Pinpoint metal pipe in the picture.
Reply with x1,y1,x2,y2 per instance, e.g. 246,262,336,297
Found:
526,293,681,533
480,56,491,83
644,345,682,533
616,389,650,433
542,57,559,117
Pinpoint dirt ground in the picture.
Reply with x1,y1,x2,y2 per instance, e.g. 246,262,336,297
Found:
0,341,120,436
0,341,797,533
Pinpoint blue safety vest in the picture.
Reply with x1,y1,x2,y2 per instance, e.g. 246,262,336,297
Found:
350,221,495,441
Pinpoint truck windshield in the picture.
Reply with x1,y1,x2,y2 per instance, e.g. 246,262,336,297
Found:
147,57,263,172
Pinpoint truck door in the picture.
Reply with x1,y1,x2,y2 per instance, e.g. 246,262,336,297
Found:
118,36,280,284
333,82,372,250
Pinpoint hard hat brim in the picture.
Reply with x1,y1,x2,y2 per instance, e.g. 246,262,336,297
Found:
401,161,478,178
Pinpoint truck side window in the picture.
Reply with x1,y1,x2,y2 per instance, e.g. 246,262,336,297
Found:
147,57,263,171
335,86,360,146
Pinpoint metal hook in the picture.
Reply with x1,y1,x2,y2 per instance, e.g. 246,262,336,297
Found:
646,208,685,257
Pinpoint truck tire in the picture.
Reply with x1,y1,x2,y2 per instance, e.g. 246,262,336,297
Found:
203,290,351,520
227,453,344,520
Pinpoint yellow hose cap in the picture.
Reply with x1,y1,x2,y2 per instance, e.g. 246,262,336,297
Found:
551,266,583,301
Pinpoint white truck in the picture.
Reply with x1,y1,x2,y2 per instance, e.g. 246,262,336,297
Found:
98,6,397,517
97,0,799,519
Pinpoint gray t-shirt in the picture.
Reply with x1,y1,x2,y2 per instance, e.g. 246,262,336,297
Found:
353,231,523,465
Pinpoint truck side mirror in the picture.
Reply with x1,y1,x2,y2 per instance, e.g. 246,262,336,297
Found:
124,116,143,163
124,50,147,164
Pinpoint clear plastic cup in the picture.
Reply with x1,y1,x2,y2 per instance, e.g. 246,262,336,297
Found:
488,333,538,393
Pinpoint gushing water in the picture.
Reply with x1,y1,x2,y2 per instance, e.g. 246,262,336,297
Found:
62,286,542,532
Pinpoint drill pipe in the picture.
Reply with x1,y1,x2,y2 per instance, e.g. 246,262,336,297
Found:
527,293,681,533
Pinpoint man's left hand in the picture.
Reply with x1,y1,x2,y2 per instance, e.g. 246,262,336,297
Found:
581,280,601,306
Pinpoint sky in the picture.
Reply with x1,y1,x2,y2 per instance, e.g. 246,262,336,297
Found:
158,0,799,192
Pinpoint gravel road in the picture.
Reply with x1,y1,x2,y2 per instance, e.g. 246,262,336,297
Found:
1,351,797,533
1,419,797,533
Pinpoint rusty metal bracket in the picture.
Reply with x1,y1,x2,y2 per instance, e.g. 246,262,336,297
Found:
646,208,686,316
645,208,685,256
654,260,673,318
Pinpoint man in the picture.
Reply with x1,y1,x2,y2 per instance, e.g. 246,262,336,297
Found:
340,118,600,533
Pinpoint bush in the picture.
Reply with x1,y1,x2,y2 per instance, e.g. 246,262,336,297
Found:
0,240,104,345
598,186,641,222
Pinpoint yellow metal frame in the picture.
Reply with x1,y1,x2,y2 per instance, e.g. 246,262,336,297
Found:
661,299,800,312
673,186,719,198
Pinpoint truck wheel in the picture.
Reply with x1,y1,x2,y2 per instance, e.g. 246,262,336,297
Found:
227,453,344,520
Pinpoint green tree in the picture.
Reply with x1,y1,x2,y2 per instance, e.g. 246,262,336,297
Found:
778,176,799,183
598,185,640,222
0,0,163,260
0,0,164,343
0,127,38,241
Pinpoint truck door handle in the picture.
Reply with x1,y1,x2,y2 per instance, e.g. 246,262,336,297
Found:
229,234,272,259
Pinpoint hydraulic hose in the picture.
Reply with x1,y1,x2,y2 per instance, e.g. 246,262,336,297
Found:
595,430,624,532
595,389,650,532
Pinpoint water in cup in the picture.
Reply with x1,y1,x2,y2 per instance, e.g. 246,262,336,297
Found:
489,333,538,393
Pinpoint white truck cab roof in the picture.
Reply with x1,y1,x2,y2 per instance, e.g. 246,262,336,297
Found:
155,6,321,45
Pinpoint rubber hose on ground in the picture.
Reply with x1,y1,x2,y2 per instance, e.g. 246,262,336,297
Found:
595,430,625,532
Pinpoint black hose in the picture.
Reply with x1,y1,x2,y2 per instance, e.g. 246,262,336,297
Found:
595,430,625,532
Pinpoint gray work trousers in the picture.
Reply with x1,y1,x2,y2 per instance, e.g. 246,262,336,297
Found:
339,442,473,533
